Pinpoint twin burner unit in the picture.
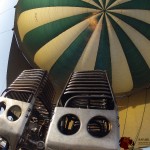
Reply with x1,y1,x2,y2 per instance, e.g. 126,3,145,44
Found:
0,69,119,150
57,70,115,137
45,70,119,150
0,69,54,150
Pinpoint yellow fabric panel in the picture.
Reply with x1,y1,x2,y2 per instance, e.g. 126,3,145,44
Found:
106,15,133,93
99,0,104,8
75,14,103,71
117,88,150,148
137,89,150,148
34,16,96,71
105,0,110,8
108,13,150,68
17,7,99,41
117,96,129,138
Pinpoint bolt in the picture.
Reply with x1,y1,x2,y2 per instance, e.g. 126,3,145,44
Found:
36,141,45,150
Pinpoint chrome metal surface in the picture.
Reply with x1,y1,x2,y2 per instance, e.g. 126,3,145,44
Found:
0,97,32,150
45,107,119,150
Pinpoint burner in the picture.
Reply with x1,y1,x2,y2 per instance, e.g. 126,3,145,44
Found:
87,116,111,138
58,114,80,135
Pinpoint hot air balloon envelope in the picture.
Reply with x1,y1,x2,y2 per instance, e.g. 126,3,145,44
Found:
14,1,150,149
15,0,150,94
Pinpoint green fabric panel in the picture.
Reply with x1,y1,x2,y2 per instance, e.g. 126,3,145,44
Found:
23,13,92,60
16,0,99,15
93,0,102,8
102,0,106,8
106,0,116,8
111,12,150,40
95,16,112,83
50,28,93,88
111,0,150,10
108,15,150,88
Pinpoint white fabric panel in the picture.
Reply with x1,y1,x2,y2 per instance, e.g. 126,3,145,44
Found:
106,14,133,93
108,0,131,9
109,9,150,24
108,13,150,68
75,14,103,71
